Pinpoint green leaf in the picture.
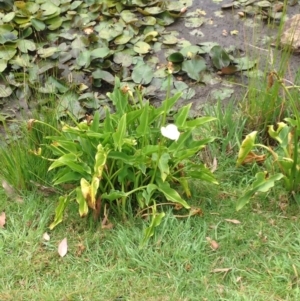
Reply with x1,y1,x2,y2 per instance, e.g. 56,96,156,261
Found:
158,153,170,182
0,85,12,97
76,186,88,217
37,47,58,58
90,47,110,59
92,69,115,85
0,59,7,72
49,196,69,230
236,172,284,211
0,46,16,60
157,181,190,208
112,114,127,151
182,56,206,81
17,40,36,53
2,12,15,22
236,131,257,166
133,41,151,54
175,103,192,127
184,116,216,128
77,51,91,68
210,45,231,69
102,190,127,201
94,144,108,178
141,211,165,247
168,52,184,63
31,18,46,31
132,64,154,85
136,103,149,137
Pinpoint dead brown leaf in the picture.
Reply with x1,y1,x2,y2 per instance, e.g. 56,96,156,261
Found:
218,65,238,75
83,27,94,35
206,237,219,250
2,180,23,203
210,157,218,173
0,212,6,228
241,151,266,165
212,268,232,273
224,219,241,224
58,238,68,257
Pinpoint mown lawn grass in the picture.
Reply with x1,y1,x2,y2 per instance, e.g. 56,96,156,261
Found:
1,161,300,301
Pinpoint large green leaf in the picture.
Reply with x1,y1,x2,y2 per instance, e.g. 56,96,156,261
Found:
236,172,284,211
157,181,190,208
236,131,257,166
112,114,127,151
210,45,231,69
49,196,69,230
182,56,206,81
131,64,154,85
76,186,89,217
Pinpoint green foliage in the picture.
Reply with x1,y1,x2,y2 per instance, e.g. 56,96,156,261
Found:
33,77,217,241
236,119,300,210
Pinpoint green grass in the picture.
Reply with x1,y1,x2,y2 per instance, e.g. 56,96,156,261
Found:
1,174,300,301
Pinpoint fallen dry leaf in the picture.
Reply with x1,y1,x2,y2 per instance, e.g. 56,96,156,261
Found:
241,151,266,165
224,219,241,224
230,30,239,35
43,232,50,241
206,237,219,250
218,65,238,75
2,180,23,203
83,27,94,35
58,238,68,257
0,212,6,228
210,157,218,173
212,268,232,273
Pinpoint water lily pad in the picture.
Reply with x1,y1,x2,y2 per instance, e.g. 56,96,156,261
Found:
38,47,59,58
2,11,15,22
210,45,231,69
185,17,205,28
17,40,36,53
113,52,133,67
133,41,151,54
0,59,7,72
234,57,256,71
168,52,184,63
132,64,154,85
182,56,206,81
92,69,115,85
120,10,139,23
77,51,91,68
0,46,17,60
211,88,234,101
0,85,13,97
90,47,110,59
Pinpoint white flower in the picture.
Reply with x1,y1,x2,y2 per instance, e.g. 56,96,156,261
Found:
161,124,180,141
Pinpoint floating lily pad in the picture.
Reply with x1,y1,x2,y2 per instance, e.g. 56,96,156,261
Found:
133,41,151,54
182,56,206,81
132,64,154,85
168,52,184,63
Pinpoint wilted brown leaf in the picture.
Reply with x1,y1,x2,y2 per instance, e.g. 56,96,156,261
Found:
58,238,68,257
0,212,6,228
2,180,23,203
206,237,219,250
212,268,232,273
210,157,218,173
43,232,50,241
83,27,94,35
241,151,266,165
218,65,238,75
224,219,241,224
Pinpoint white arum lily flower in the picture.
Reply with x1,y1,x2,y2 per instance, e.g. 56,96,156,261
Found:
161,124,180,141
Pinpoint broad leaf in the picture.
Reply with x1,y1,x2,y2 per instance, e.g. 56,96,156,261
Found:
236,131,257,166
236,172,284,211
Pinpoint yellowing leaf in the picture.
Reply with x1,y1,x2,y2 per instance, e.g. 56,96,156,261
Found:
58,238,68,257
0,212,6,228
230,30,239,35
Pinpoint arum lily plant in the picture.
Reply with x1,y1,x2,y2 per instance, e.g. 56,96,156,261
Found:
30,77,217,244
